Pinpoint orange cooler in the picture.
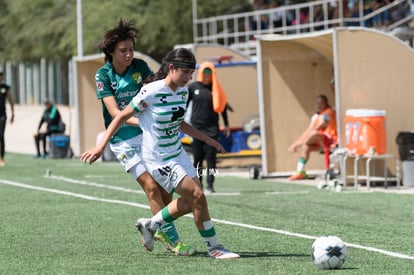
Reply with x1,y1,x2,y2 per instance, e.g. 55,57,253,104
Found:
352,109,386,155
344,109,357,155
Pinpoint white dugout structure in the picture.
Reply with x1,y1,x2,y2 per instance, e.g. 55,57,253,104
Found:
256,28,414,179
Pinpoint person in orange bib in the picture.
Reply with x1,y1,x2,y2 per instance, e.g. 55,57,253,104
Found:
187,61,230,193
288,95,337,180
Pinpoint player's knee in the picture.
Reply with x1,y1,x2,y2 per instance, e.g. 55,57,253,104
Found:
139,179,161,200
193,188,207,207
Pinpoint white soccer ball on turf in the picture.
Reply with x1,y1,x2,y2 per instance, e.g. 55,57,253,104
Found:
311,235,347,269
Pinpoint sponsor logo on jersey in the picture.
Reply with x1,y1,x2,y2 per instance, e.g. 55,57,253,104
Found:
117,90,139,98
166,127,179,137
160,96,167,104
169,171,178,183
171,106,185,122
119,99,127,109
97,81,104,91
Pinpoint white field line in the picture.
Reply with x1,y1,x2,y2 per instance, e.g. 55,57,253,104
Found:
1,178,149,209
265,191,309,195
48,175,241,196
1,178,414,261
46,175,309,196
47,175,146,194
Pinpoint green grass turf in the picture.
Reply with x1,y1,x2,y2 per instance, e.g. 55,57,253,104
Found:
0,153,413,274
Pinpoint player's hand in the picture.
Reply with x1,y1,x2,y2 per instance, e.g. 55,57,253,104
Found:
209,139,226,153
80,148,103,164
288,144,297,153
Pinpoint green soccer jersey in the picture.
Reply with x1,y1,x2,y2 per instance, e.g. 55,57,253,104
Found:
95,58,152,143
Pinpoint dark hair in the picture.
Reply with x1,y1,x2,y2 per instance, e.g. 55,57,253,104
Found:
317,94,328,103
143,48,196,84
96,18,139,63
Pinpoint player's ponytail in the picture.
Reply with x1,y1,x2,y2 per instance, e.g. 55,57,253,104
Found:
143,48,196,84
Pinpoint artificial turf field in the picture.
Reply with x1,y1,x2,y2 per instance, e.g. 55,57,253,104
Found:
0,153,413,274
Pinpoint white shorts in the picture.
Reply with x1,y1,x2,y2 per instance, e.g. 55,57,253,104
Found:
110,136,146,180
145,150,197,194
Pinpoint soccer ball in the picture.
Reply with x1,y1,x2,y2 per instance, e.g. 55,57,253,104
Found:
311,235,347,269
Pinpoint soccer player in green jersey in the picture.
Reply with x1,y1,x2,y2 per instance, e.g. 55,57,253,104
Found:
94,19,195,256
82,48,240,259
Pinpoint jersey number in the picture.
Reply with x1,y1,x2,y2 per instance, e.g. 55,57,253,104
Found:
158,166,172,177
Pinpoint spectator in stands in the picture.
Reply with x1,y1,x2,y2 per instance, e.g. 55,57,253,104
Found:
291,7,309,26
327,1,350,27
288,95,337,180
251,0,270,33
389,0,410,26
33,99,64,158
363,0,374,27
0,71,15,167
269,0,286,29
371,0,390,28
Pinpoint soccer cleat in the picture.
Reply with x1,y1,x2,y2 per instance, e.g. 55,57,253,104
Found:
288,171,307,180
154,230,174,251
205,187,215,194
135,218,155,251
208,245,240,259
154,230,197,256
172,241,197,256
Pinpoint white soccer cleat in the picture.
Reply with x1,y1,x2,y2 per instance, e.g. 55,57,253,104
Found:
135,218,155,251
208,245,240,259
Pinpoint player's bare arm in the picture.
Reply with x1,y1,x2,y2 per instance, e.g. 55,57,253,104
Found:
80,104,136,164
179,121,226,153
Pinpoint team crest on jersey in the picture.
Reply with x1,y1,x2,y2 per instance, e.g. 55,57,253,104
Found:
97,81,104,91
132,73,142,84
182,93,187,101
194,89,200,95
139,100,148,109
111,81,117,90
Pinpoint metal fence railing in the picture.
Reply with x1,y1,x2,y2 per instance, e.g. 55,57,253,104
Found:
193,0,413,55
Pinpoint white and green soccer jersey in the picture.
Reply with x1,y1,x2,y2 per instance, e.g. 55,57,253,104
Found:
130,80,188,162
95,58,152,144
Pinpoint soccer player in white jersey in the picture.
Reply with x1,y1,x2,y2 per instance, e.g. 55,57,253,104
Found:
81,48,240,259
94,19,195,256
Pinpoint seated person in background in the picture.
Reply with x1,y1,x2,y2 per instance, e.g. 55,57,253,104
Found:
33,99,64,158
288,95,337,180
